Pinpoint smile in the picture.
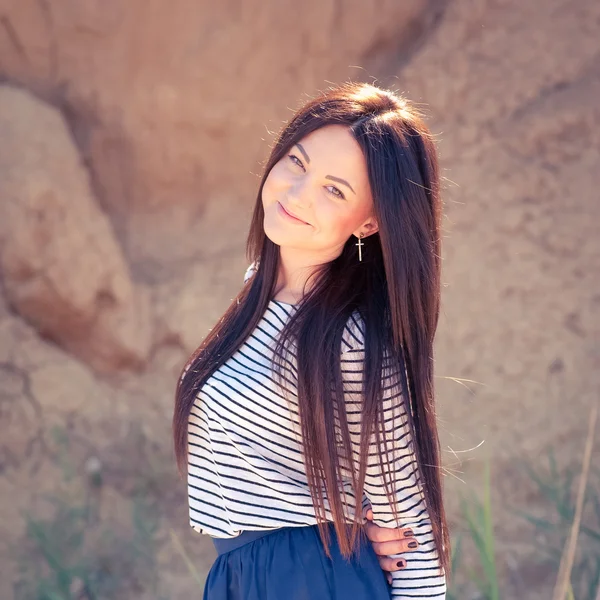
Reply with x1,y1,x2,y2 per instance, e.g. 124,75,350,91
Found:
277,202,311,225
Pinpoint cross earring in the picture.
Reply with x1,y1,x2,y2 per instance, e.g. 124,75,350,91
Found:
355,232,364,262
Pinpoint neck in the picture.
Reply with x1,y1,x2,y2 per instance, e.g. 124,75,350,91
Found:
275,243,344,300
275,248,321,300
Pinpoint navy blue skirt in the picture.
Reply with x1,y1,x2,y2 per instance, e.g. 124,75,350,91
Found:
203,522,392,599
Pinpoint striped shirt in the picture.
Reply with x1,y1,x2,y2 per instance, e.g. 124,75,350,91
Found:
185,265,446,599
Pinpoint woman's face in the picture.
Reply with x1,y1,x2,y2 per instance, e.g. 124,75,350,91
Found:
261,124,378,261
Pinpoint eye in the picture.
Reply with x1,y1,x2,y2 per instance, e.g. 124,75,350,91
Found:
327,186,345,200
288,154,345,200
288,154,305,170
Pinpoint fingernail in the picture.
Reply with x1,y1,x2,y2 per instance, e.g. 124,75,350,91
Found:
396,559,406,568
403,529,413,538
408,541,418,549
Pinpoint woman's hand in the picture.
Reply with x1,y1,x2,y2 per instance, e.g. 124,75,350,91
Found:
362,506,419,585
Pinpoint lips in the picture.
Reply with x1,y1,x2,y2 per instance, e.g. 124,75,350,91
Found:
278,202,310,225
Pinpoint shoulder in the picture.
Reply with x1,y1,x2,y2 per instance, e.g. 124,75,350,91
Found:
341,310,366,354
243,260,259,284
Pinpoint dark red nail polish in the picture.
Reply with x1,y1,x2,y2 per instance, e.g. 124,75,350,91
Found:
408,541,418,549
403,529,413,538
396,559,406,568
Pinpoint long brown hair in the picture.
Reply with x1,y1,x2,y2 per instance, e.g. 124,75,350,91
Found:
173,81,450,574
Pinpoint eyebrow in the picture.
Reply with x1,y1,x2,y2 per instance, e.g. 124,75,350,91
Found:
295,143,356,195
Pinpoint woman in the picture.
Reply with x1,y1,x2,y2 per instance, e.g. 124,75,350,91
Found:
173,81,449,599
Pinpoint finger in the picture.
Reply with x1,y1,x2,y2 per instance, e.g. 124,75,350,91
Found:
379,556,407,572
386,572,392,585
364,520,414,543
362,506,373,521
371,537,419,556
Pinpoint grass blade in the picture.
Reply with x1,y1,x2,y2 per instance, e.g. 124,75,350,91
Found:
552,404,598,600
169,528,205,587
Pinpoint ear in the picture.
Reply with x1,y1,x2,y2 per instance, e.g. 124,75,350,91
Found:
354,217,378,239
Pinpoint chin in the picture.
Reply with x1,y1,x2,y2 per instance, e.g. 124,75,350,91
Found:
262,210,288,245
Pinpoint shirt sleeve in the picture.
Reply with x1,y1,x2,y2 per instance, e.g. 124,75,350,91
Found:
243,260,258,284
340,342,447,599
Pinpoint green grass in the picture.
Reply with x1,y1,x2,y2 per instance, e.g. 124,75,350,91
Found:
447,458,500,600
520,455,600,598
13,425,168,600
448,406,599,600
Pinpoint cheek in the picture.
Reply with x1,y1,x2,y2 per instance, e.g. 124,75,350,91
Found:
317,205,356,240
264,162,287,191
261,176,272,206
262,178,280,212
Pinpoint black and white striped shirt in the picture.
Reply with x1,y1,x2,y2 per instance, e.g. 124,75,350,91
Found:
186,265,446,599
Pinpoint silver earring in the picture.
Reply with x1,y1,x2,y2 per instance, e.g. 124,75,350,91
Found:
355,232,364,262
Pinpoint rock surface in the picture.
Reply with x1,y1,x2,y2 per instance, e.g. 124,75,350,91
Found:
0,0,430,271
0,85,153,373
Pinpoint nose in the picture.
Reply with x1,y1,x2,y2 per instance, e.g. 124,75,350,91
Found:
286,178,312,209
